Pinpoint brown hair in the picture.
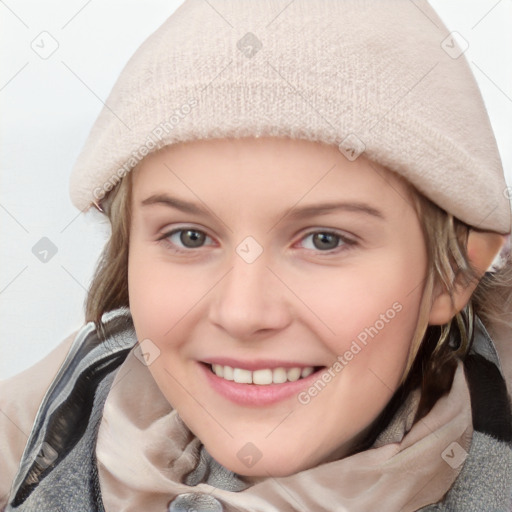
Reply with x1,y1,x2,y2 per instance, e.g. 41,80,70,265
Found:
84,164,512,415
85,169,133,341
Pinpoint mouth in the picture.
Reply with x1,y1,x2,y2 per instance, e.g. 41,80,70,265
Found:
198,361,327,406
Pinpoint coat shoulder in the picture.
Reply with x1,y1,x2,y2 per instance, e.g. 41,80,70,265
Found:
0,331,78,509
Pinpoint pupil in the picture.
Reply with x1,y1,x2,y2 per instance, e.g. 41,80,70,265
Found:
314,233,337,250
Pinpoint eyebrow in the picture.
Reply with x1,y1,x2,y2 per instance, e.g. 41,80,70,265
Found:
140,194,385,221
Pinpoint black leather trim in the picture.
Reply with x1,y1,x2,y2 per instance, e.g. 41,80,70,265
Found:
463,353,512,443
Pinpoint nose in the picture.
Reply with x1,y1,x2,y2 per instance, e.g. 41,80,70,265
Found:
207,250,292,340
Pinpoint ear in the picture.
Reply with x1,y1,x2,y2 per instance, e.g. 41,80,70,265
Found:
429,230,506,325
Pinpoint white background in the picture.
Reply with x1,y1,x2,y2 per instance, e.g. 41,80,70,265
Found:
1,1,511,379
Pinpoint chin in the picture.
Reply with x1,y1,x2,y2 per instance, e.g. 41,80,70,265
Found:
207,444,318,479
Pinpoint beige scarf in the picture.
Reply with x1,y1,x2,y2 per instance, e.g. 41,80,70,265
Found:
96,349,472,512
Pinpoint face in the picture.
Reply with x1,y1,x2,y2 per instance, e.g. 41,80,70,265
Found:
128,136,428,478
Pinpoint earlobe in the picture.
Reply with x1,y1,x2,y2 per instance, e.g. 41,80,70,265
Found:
428,230,506,326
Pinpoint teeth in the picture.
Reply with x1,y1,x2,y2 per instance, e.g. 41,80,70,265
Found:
287,367,301,382
223,366,234,381
301,367,314,378
233,368,252,384
253,369,272,385
210,364,316,385
273,367,287,384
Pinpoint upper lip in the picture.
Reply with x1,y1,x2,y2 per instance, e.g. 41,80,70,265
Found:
201,357,323,371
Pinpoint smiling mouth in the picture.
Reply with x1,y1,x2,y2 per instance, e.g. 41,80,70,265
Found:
206,363,325,385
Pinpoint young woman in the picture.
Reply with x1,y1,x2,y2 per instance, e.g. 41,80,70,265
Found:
2,1,511,510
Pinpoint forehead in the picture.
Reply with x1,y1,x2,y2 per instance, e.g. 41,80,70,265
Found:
130,136,415,214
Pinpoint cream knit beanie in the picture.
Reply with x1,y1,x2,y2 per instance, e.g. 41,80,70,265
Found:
69,0,511,234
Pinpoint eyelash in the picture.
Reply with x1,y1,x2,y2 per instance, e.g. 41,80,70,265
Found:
157,226,357,255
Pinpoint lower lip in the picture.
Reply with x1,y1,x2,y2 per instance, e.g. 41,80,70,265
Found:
198,362,325,407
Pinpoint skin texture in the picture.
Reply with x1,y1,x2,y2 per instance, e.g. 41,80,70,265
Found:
127,136,503,478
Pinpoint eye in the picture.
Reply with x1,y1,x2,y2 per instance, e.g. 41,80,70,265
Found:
298,230,355,252
158,227,356,255
159,227,214,252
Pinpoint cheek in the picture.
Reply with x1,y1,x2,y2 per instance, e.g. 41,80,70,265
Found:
127,245,208,410
294,251,425,382
293,262,424,441
304,262,420,329
128,243,201,344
